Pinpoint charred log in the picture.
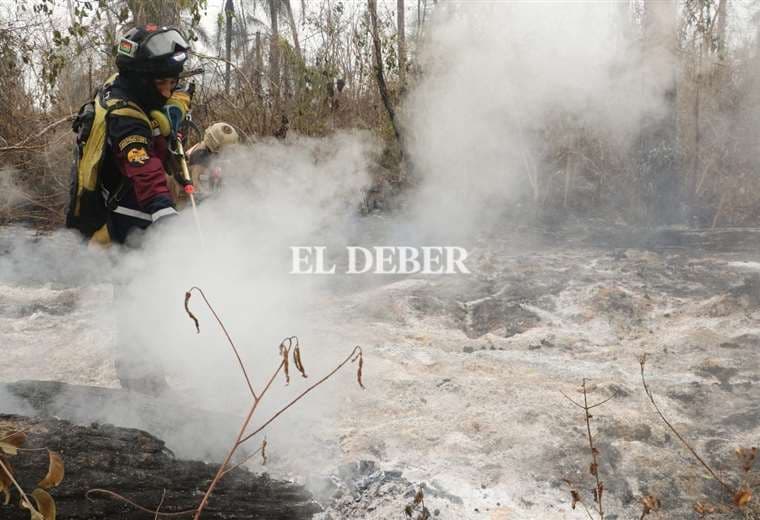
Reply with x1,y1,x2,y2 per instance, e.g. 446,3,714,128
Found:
0,414,321,519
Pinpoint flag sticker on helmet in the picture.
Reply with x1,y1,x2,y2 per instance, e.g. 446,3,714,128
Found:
118,38,138,58
127,146,150,166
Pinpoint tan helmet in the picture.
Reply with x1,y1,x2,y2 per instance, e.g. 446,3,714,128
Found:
203,122,239,153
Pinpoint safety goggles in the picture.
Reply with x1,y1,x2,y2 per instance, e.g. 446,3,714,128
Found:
143,29,189,58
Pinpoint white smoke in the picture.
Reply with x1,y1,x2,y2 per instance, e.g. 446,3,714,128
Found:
404,1,675,239
109,131,376,467
2,0,686,487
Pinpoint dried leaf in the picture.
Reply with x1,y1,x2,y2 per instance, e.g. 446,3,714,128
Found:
261,439,267,466
597,482,604,503
31,488,56,520
352,349,365,389
736,447,757,473
641,495,660,515
20,496,44,520
414,487,424,504
694,501,716,514
293,344,308,378
589,462,598,476
0,432,27,455
37,451,64,489
280,342,290,384
184,292,199,333
404,505,413,517
734,488,752,508
570,489,581,509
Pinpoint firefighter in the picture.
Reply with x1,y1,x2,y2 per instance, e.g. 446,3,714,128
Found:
67,24,192,247
66,25,194,394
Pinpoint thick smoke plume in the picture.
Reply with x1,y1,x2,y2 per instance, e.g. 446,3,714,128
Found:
405,1,676,238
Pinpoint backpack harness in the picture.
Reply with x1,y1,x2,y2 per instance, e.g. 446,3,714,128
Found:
66,74,153,238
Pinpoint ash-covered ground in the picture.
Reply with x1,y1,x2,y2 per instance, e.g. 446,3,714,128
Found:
2,223,759,519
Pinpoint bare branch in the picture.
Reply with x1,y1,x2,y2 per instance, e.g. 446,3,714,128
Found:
238,345,364,446
186,287,257,400
0,114,75,154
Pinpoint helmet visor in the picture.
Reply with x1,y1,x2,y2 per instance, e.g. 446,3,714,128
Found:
143,29,189,58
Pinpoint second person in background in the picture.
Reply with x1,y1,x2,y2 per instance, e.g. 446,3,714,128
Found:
168,122,240,208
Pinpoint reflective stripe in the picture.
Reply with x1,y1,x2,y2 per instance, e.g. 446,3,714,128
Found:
113,205,177,222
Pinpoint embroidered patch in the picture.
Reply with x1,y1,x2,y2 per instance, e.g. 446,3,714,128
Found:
127,146,150,166
118,135,149,151
118,38,138,58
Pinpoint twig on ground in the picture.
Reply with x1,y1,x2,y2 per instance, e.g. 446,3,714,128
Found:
639,354,734,494
86,489,195,517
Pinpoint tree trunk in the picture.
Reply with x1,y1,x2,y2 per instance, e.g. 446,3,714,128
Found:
254,30,263,99
716,0,728,61
398,0,406,91
269,0,281,118
640,0,679,225
283,0,302,64
0,413,321,519
368,0,402,148
225,0,234,95
283,0,303,98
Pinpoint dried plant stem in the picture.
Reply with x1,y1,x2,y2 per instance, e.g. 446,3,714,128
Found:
187,287,257,400
561,380,618,520
86,489,195,517
192,386,265,519
220,446,264,477
195,342,360,518
582,380,605,519
0,457,34,513
92,288,364,520
192,345,289,516
239,346,363,445
639,355,734,494
155,489,167,520
581,502,595,520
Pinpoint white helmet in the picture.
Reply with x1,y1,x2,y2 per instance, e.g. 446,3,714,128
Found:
203,122,239,153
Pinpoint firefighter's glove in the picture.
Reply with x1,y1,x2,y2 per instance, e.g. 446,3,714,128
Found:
174,171,194,188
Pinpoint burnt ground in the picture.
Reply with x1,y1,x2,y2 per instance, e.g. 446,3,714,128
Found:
306,225,760,519
2,224,760,519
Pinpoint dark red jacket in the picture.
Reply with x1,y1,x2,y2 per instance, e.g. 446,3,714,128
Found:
100,76,177,243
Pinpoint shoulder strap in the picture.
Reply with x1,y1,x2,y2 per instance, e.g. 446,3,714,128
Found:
98,75,152,128
105,99,151,127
